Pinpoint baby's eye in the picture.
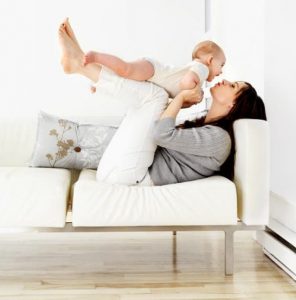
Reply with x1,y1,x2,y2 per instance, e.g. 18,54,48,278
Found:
231,83,235,88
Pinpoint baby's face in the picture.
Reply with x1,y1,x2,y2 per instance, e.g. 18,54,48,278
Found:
207,52,226,82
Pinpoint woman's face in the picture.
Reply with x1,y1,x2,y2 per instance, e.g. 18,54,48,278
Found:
210,80,247,108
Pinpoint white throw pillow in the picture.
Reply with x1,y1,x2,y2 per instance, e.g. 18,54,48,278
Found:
30,111,117,170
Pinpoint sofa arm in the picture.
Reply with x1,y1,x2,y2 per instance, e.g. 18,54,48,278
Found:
233,119,270,225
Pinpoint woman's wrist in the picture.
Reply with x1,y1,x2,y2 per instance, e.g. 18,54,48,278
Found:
160,95,183,120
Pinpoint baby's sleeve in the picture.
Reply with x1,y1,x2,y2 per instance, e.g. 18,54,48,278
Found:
189,62,209,84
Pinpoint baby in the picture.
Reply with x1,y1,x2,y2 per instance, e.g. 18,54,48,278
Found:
84,40,226,98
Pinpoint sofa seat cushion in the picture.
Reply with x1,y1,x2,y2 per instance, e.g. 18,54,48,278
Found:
72,169,237,227
0,167,71,227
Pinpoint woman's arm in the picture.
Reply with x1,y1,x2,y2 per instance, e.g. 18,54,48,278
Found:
154,86,230,159
160,85,203,120
153,118,231,159
159,94,184,120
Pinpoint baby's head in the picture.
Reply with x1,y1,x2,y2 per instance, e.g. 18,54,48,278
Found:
192,41,226,82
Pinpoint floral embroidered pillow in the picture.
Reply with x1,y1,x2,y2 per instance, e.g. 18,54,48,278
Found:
30,111,117,170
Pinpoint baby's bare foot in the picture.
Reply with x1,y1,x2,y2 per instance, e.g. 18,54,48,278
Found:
58,23,84,74
84,51,98,66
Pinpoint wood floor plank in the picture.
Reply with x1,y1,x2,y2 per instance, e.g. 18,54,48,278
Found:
0,231,295,300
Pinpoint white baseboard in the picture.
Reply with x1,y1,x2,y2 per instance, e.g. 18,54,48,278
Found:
256,230,296,280
263,248,296,280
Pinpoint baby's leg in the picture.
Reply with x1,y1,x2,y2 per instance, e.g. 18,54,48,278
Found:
179,70,200,90
84,51,154,81
126,59,155,80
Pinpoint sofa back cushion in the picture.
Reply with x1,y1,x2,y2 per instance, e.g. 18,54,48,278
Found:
0,114,123,167
0,117,37,167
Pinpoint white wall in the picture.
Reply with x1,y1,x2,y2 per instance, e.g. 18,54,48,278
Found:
0,0,205,118
264,0,296,201
210,0,296,204
210,0,264,95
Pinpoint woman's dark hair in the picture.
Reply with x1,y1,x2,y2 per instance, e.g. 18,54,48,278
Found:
178,82,267,180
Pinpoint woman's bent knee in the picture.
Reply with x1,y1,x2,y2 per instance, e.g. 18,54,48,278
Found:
143,84,169,106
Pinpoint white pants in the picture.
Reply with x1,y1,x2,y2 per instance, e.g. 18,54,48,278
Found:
95,67,169,186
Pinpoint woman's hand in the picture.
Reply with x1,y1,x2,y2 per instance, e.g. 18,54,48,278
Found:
159,85,204,120
179,84,204,108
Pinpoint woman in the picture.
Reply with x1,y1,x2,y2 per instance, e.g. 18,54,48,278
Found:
58,19,267,186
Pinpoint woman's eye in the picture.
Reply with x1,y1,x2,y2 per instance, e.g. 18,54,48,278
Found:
231,84,235,88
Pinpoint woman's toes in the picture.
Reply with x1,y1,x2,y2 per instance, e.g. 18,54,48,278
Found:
84,55,90,65
59,24,66,34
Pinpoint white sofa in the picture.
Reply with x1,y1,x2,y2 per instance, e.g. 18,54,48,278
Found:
0,116,270,275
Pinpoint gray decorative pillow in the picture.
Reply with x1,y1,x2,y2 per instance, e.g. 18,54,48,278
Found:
30,111,117,170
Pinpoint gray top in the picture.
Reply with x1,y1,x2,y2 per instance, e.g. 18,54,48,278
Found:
149,117,231,186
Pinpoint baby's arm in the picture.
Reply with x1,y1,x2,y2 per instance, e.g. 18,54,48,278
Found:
179,71,200,91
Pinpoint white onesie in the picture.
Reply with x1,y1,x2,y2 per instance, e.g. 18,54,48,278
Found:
145,58,209,98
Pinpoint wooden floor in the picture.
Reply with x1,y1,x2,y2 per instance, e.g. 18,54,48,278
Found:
0,231,295,300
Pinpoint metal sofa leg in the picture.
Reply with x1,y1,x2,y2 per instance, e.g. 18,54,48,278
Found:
172,230,177,272
225,229,234,275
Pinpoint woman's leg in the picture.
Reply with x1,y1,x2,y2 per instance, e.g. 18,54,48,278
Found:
63,18,82,51
58,22,101,83
95,73,169,185
59,20,169,185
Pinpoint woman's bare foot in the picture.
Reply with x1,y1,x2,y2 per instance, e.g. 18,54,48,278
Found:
63,18,82,51
58,23,84,74
84,51,99,65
